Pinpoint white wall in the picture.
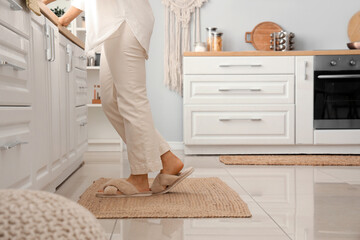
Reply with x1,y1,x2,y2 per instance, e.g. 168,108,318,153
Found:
146,0,359,142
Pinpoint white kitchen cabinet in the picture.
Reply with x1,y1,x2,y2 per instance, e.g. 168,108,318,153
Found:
183,56,296,154
75,105,88,148
296,56,314,144
183,56,295,75
184,75,294,105
30,13,51,189
0,23,31,106
184,105,294,145
0,4,88,190
0,107,33,189
0,0,30,37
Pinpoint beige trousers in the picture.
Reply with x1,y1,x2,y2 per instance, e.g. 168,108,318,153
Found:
100,22,171,175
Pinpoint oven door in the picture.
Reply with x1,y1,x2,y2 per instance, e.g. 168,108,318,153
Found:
314,71,360,129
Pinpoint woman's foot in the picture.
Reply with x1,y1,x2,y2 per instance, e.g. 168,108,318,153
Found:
97,174,150,194
160,151,184,175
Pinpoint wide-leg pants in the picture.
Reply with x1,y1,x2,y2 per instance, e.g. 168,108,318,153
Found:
100,22,171,175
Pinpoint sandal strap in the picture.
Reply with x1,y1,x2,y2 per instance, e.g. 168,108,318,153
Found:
151,173,179,193
100,179,139,195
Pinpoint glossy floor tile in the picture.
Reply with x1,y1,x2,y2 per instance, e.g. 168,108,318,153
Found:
56,151,360,240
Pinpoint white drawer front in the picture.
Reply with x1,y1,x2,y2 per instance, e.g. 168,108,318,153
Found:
73,46,87,71
0,0,30,37
184,105,294,145
0,107,32,189
184,75,294,104
74,68,88,107
0,24,31,106
184,56,295,75
75,105,88,147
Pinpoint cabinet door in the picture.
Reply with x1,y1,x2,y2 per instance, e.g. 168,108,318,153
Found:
184,105,295,145
295,56,314,144
30,14,51,189
59,34,70,168
0,0,30,37
0,107,33,189
0,23,31,105
47,19,63,175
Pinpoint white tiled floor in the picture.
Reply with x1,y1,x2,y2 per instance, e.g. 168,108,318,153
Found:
56,151,360,240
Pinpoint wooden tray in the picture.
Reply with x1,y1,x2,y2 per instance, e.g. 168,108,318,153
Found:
245,22,283,51
348,11,360,42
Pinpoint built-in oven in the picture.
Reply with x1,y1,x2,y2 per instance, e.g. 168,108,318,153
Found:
314,55,360,129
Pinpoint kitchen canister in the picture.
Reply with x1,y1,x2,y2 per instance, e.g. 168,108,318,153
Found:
212,32,223,51
206,27,217,51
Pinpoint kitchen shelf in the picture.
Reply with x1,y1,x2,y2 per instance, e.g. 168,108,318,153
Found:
87,66,100,70
87,104,102,108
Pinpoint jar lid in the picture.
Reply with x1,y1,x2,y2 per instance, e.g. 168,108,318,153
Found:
206,27,217,31
212,32,223,36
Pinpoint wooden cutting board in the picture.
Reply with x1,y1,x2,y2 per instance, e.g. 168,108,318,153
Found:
245,22,283,51
348,11,360,42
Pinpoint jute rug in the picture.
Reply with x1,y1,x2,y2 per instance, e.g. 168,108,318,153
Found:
78,178,251,219
220,155,360,166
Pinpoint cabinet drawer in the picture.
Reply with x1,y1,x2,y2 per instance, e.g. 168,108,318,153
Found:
184,105,294,145
184,56,295,75
75,105,88,146
0,0,30,37
74,68,88,107
0,107,32,189
184,75,294,104
73,46,87,70
0,24,31,106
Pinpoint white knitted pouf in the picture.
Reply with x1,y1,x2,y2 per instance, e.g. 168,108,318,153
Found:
0,189,106,240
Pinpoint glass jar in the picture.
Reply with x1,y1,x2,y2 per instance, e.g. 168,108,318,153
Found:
206,27,217,51
194,42,207,52
211,32,223,51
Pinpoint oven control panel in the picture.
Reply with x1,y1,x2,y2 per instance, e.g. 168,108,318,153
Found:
315,55,360,71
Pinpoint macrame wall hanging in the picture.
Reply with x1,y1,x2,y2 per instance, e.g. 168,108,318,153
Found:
163,0,208,96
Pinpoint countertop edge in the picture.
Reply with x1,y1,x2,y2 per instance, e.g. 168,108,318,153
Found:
38,1,85,50
183,50,360,57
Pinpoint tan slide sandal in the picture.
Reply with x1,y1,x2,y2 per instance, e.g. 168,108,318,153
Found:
96,179,152,198
151,167,195,195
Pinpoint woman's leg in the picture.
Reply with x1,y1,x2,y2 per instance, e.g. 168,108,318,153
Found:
100,48,171,156
102,22,184,180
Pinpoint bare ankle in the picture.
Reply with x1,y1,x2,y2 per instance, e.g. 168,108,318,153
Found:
127,174,150,192
161,151,184,175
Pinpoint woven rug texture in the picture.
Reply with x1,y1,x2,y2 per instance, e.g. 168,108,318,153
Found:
220,155,360,166
78,177,252,219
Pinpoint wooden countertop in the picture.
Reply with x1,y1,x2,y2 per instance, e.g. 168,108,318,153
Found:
184,50,360,57
37,1,85,49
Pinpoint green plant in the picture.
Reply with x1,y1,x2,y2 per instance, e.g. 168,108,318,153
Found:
51,6,65,17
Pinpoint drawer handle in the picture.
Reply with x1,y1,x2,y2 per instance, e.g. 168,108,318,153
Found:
78,55,87,60
219,117,262,121
7,0,22,11
0,141,28,150
0,59,25,71
218,88,261,92
80,122,88,127
218,64,262,68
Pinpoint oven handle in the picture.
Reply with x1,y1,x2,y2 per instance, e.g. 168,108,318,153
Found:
317,74,360,79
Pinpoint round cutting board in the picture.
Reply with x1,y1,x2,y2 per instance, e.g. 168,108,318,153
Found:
348,11,360,42
245,22,283,51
